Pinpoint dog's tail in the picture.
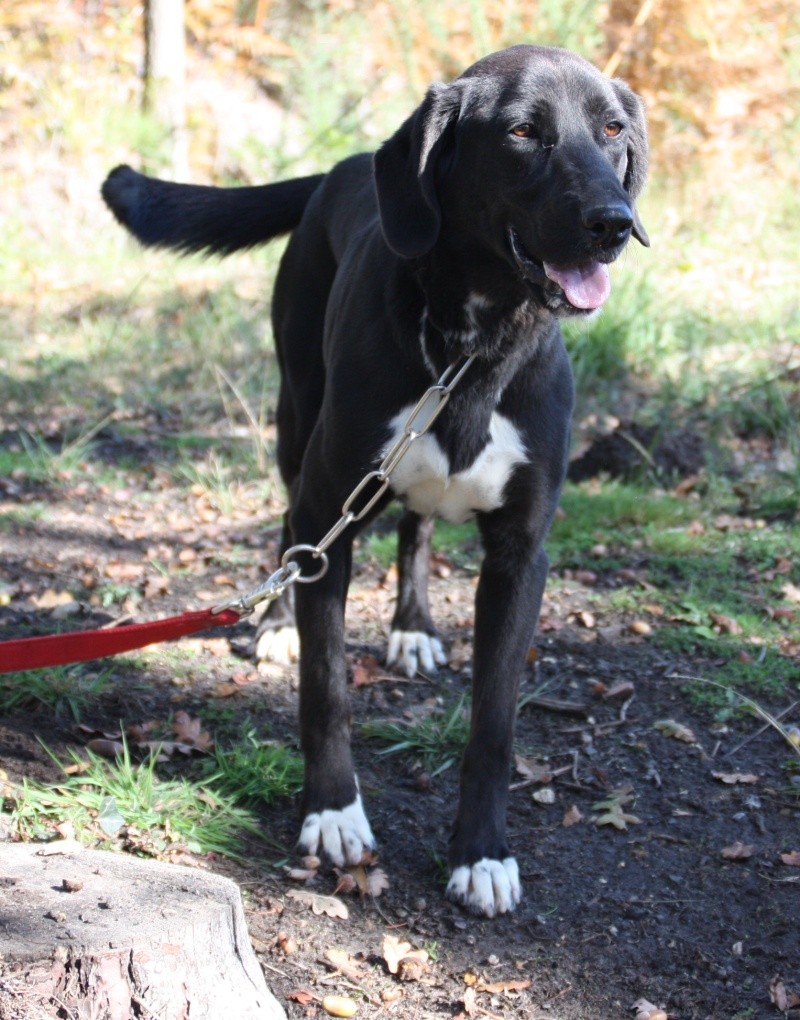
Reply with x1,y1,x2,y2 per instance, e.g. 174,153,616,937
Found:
101,165,325,256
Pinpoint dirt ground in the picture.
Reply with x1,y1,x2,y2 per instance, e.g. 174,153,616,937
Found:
1,464,798,1020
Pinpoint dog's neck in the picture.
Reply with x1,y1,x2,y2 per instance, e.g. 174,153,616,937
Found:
413,236,552,366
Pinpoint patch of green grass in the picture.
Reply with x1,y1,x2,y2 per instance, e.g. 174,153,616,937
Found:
0,504,46,531
658,639,798,714
16,417,113,483
549,479,800,706
550,480,696,567
363,694,470,776
0,665,113,721
204,732,303,807
9,742,260,859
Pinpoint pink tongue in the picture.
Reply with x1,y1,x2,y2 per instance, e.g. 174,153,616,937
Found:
542,261,610,310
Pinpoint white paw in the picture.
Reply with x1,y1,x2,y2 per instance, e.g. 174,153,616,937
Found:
446,857,521,917
255,624,299,665
297,793,375,867
386,630,446,678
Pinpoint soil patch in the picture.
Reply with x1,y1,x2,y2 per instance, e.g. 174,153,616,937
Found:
1,481,798,1020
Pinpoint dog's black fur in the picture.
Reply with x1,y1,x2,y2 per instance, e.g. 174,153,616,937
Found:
102,44,648,916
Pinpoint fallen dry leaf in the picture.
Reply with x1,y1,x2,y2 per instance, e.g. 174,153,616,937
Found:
712,771,759,785
142,576,169,599
770,976,800,1012
594,803,642,830
602,680,636,700
781,581,800,605
351,654,382,687
382,934,429,979
709,610,743,635
287,989,315,1005
514,755,552,784
631,997,668,1020
398,954,430,982
366,867,390,897
104,561,144,582
36,839,84,856
562,805,583,827
286,889,349,920
276,932,297,955
333,871,359,895
382,987,403,1003
126,721,159,742
653,719,696,743
171,711,213,751
779,851,800,867
532,787,556,805
477,978,532,994
593,785,641,831
325,948,366,983
86,738,124,758
383,934,413,975
54,820,75,840
32,588,76,609
211,682,240,698
285,866,318,883
720,841,755,860
334,855,389,898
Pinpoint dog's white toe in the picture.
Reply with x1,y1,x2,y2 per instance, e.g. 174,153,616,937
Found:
446,857,521,917
387,630,446,677
297,793,375,867
255,624,300,665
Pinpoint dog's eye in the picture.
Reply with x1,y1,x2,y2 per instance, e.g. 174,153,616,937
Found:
510,123,536,139
604,121,623,138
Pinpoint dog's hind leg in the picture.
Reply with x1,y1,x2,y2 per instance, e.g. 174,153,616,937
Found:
386,510,447,677
254,222,330,666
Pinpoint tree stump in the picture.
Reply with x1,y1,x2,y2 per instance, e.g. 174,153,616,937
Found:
0,843,285,1020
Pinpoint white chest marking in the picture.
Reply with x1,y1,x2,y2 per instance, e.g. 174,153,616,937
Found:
382,411,527,523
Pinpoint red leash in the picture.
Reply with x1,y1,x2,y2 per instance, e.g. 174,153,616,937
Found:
0,559,304,675
0,608,240,675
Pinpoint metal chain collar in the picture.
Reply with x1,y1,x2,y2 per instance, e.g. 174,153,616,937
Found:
213,354,476,618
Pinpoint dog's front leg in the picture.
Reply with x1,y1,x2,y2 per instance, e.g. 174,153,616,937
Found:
291,533,375,867
446,507,551,917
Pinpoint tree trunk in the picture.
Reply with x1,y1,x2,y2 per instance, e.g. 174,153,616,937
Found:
0,843,285,1020
144,0,189,179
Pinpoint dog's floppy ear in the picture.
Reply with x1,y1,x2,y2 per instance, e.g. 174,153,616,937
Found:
611,79,650,247
373,82,462,259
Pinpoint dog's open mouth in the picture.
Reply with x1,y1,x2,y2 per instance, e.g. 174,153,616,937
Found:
509,229,611,311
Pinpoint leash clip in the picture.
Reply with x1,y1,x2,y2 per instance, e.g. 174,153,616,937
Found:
212,561,302,617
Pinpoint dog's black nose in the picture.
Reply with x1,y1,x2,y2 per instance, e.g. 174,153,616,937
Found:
582,203,633,245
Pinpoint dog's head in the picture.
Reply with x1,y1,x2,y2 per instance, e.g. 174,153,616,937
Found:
374,45,649,316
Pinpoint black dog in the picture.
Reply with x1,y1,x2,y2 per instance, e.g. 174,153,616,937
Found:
102,44,648,917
